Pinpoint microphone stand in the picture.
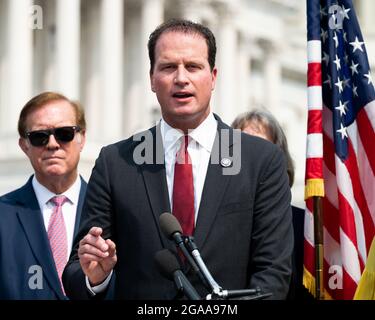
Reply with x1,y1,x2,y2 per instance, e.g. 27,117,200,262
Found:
184,236,272,301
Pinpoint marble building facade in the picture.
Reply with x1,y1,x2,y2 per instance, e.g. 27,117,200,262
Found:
0,0,374,206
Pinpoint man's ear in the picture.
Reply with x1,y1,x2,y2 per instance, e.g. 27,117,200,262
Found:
211,67,218,91
77,130,86,151
150,71,156,92
19,137,30,156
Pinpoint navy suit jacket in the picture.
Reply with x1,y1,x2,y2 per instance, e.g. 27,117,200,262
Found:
0,176,87,300
64,115,293,300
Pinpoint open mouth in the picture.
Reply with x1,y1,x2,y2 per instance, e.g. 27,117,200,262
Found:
172,92,194,99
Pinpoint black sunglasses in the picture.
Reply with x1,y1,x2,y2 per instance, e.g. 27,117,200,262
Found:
26,126,81,147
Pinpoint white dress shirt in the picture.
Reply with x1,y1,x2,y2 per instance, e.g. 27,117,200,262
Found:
161,112,218,222
88,112,218,295
32,175,81,260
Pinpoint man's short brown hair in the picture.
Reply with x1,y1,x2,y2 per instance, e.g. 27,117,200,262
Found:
18,92,86,138
148,19,217,74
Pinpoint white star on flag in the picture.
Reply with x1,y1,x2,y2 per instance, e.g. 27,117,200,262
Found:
334,55,341,70
352,85,358,97
335,76,344,93
335,100,348,116
337,123,348,139
350,60,359,75
340,5,351,20
364,71,373,85
324,74,332,88
349,36,364,53
333,32,339,48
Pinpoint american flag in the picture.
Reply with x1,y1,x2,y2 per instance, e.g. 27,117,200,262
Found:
304,0,375,299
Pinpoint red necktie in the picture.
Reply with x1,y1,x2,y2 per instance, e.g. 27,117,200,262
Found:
172,135,195,236
48,195,68,293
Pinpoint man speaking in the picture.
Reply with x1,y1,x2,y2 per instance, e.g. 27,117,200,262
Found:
63,19,293,300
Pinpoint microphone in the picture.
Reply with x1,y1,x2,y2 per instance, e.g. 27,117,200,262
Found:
159,213,271,300
184,236,222,295
159,212,211,290
154,249,201,300
159,212,221,295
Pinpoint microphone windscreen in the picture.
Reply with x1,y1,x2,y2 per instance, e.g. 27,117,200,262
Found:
159,212,182,239
154,249,181,280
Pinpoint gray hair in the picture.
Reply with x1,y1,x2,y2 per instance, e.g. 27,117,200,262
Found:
231,109,295,187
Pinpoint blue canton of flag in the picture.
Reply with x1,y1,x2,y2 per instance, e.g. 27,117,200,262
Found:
320,0,375,159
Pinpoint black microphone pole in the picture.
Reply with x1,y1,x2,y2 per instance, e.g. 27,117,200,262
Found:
155,249,201,300
159,213,211,291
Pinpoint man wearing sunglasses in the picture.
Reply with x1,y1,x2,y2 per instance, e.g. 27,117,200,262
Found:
0,92,87,299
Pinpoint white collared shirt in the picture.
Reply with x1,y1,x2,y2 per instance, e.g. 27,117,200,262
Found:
32,175,81,260
160,112,218,222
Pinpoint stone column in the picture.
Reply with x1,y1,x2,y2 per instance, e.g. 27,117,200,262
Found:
99,0,124,141
56,0,80,99
261,40,282,115
214,2,237,124
237,34,252,114
3,0,33,135
139,0,164,129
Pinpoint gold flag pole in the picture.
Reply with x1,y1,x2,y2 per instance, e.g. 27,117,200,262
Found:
313,196,324,300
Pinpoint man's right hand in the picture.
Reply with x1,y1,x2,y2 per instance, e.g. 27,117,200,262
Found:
78,227,117,286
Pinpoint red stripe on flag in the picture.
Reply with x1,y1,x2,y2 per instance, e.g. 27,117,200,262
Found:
337,191,358,249
345,139,375,252
342,268,358,300
307,110,323,134
323,132,336,174
305,158,323,179
322,198,340,243
357,108,375,174
308,62,322,86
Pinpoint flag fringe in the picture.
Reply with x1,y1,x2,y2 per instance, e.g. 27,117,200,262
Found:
303,266,333,300
303,267,316,297
304,178,325,200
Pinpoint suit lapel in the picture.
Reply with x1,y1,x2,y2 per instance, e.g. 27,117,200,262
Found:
194,117,234,250
73,177,87,238
15,179,65,299
139,125,172,250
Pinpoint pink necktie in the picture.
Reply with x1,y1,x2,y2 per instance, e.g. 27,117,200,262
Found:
48,195,68,293
173,135,195,236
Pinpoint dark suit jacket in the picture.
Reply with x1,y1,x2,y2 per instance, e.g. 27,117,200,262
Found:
0,176,87,300
63,115,293,300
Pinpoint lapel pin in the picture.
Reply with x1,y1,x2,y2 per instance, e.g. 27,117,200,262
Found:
220,158,232,167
